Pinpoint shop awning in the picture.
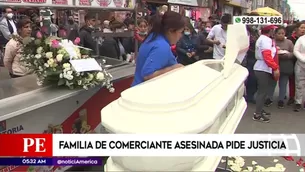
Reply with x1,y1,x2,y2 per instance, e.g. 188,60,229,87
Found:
224,0,248,8
251,7,282,16
144,0,168,4
167,0,198,7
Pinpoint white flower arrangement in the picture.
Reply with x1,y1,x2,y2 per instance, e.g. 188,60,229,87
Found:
222,156,286,172
16,34,114,91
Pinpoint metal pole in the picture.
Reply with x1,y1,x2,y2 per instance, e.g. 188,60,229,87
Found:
134,3,139,60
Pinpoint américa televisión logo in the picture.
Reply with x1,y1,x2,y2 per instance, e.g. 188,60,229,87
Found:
0,120,24,134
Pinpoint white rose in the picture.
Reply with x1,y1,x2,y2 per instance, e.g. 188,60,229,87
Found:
36,47,43,54
44,63,49,67
35,54,42,59
230,165,242,172
47,59,54,66
96,72,105,81
109,87,115,93
46,52,53,59
87,73,94,81
56,54,64,62
63,63,71,69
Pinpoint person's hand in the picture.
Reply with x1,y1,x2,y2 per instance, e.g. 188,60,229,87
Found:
273,69,280,81
191,52,196,56
214,40,221,45
186,52,192,58
204,47,213,53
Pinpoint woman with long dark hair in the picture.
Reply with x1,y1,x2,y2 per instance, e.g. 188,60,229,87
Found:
132,11,185,86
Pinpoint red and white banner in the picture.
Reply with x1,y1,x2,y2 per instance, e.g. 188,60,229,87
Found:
0,134,300,157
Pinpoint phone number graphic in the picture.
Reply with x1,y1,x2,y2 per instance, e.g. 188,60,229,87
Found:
233,16,283,25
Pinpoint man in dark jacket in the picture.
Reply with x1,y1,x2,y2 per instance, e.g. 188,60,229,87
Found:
79,13,96,54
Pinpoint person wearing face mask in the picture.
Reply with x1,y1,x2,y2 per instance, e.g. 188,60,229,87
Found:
204,22,212,36
65,16,79,41
132,11,184,86
0,7,17,46
206,14,231,59
176,22,198,65
79,13,97,54
135,19,148,43
196,23,213,60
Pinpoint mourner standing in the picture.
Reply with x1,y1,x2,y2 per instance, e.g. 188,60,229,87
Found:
253,25,279,123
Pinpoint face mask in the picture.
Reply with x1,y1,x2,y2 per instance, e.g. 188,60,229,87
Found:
138,31,147,35
89,25,94,29
184,31,190,35
205,27,211,33
7,13,13,19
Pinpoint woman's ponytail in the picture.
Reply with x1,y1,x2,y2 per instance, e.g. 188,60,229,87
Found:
145,11,185,42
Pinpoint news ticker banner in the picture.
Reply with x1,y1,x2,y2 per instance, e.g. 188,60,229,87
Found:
0,134,304,156
0,157,102,166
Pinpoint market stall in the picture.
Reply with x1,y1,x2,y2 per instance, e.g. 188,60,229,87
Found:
0,0,137,171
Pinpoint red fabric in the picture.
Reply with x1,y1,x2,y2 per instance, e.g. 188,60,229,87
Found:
261,25,278,31
171,45,176,55
291,32,297,40
289,74,295,98
171,45,176,51
134,29,145,43
262,50,279,70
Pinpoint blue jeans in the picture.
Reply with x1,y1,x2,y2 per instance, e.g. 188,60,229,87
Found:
268,74,290,101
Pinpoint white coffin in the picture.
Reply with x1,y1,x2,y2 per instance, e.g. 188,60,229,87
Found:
101,24,249,171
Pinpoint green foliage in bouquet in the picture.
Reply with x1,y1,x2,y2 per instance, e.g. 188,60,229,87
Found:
15,32,114,91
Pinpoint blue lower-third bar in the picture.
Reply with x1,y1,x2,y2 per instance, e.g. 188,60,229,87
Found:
0,158,102,166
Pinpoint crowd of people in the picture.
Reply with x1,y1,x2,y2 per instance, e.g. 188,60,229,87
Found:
1,7,304,123
244,22,305,123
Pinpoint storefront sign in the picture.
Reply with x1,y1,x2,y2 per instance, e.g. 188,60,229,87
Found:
75,0,134,8
98,0,111,7
170,5,179,13
52,0,68,4
0,121,24,134
78,0,90,5
0,0,72,6
168,0,198,7
223,5,233,15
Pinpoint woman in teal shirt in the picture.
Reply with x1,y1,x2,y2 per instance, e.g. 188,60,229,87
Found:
132,11,185,86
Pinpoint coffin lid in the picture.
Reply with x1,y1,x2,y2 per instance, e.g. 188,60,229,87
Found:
223,24,249,78
121,62,222,105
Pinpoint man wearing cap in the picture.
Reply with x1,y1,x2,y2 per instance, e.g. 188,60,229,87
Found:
253,25,280,123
